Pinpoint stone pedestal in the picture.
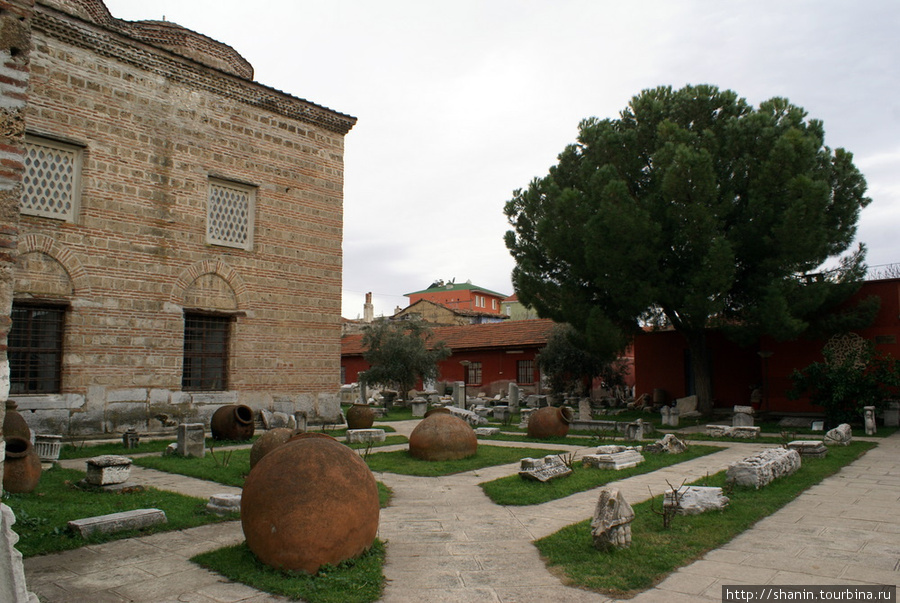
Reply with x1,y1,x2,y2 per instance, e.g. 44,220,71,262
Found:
85,455,133,486
624,419,644,441
346,429,386,444
492,405,511,422
508,383,520,411
207,493,241,516
177,423,206,458
410,399,428,417
660,406,680,427
787,440,828,458
732,405,754,427
864,405,876,435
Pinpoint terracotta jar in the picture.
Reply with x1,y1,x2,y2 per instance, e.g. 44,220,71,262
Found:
3,400,31,441
210,404,255,441
241,433,380,574
3,436,41,493
249,427,295,469
409,411,477,461
527,405,574,439
345,403,375,429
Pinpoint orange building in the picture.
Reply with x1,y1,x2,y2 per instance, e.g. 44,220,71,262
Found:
405,280,508,315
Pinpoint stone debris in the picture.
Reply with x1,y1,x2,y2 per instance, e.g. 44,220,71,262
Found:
85,455,133,486
664,486,729,515
787,440,828,458
582,445,645,470
726,447,801,489
206,493,241,516
624,419,644,441
68,508,167,538
447,406,489,426
519,455,572,482
706,425,761,439
346,429,386,444
474,427,500,436
824,423,852,446
644,433,687,455
591,488,634,550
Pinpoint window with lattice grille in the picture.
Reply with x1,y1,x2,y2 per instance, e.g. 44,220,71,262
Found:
22,136,82,222
207,179,255,250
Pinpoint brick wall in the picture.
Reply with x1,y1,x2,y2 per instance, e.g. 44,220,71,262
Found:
11,1,356,435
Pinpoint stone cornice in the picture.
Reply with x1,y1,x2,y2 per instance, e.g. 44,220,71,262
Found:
33,5,357,135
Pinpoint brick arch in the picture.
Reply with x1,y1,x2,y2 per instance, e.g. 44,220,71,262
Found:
171,258,250,310
17,233,92,298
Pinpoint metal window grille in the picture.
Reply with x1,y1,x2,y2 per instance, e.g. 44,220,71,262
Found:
22,137,81,222
517,359,535,384
466,361,482,385
207,179,254,250
182,313,231,391
9,304,65,394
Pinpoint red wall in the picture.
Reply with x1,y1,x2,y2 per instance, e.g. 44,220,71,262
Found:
407,290,504,314
634,279,900,413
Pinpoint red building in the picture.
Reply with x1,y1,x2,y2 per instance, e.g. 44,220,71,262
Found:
341,319,556,395
634,279,900,414
405,280,507,315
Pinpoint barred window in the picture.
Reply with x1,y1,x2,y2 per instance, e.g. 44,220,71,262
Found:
517,359,535,384
466,361,482,385
22,136,82,222
183,313,231,391
9,304,66,394
207,179,255,250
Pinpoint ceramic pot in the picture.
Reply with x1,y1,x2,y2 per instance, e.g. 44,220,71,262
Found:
210,404,255,441
3,436,41,493
527,405,574,439
409,412,477,461
345,404,375,430
3,400,31,441
241,433,380,573
249,427,295,469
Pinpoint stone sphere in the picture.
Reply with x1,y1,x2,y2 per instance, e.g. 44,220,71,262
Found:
409,412,477,461
241,434,380,574
527,405,574,439
249,428,295,469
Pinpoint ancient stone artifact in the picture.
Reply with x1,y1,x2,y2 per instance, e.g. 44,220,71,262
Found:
660,406,680,427
864,405,876,435
787,440,828,458
824,423,852,446
644,433,687,454
732,405,755,427
241,434,380,574
206,493,241,516
176,423,206,458
527,405,573,438
85,455,133,486
409,412,477,461
624,419,644,441
706,424,761,439
33,434,63,467
346,429,386,444
664,486,729,515
249,427,295,468
122,428,140,449
346,403,376,430
519,455,572,482
410,399,428,417
474,427,500,436
2,437,42,494
582,445,645,470
591,488,634,550
210,404,255,441
726,448,801,488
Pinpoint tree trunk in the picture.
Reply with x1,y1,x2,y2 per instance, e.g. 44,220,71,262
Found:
685,330,714,416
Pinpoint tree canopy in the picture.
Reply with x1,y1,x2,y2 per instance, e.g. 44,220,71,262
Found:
504,84,874,414
361,319,449,399
537,324,629,398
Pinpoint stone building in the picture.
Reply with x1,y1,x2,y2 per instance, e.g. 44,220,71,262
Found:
8,0,356,435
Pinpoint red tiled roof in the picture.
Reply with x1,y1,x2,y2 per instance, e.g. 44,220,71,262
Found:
341,319,556,356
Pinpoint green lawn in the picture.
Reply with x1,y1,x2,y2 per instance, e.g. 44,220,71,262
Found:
480,445,721,505
3,466,234,558
535,441,877,596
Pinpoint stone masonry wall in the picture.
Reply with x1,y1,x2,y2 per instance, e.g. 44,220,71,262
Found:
11,1,356,435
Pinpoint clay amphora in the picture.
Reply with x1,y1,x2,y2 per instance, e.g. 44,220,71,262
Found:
527,405,574,438
345,403,375,429
210,404,255,441
3,436,41,493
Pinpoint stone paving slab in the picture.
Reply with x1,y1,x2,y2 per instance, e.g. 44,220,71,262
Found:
22,423,900,602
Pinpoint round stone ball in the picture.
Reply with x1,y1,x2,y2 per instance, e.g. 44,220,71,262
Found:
241,434,380,573
249,427,295,469
408,412,477,461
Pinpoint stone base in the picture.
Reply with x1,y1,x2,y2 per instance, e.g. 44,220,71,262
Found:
726,448,801,489
77,479,145,494
787,440,828,458
582,449,644,470
474,427,500,436
664,486,729,515
68,508,167,538
346,429,386,444
206,493,241,516
706,425,761,439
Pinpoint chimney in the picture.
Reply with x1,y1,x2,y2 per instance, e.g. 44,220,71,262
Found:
363,292,374,323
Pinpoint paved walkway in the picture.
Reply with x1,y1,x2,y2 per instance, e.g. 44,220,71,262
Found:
21,423,900,602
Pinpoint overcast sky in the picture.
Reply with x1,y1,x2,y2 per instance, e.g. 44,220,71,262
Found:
104,0,900,319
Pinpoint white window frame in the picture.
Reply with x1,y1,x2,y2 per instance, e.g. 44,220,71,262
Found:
22,135,83,223
207,178,256,250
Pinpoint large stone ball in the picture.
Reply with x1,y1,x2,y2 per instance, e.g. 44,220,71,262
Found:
241,434,380,573
527,405,574,438
408,412,477,461
249,427,295,469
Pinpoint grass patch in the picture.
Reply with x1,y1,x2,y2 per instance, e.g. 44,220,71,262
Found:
2,466,233,558
364,444,567,477
481,445,721,506
534,441,876,597
193,539,386,603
